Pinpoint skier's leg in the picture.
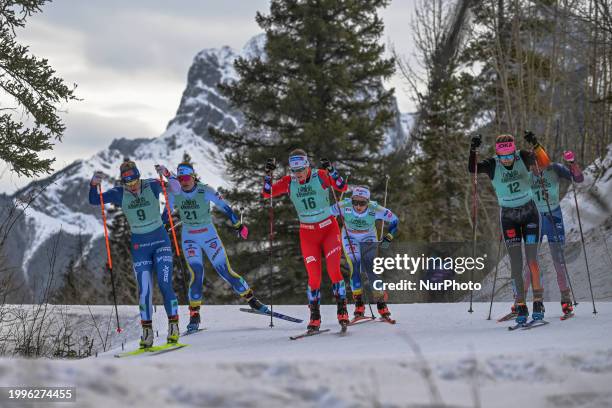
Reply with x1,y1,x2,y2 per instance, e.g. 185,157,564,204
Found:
548,208,571,303
342,230,366,317
181,231,205,307
152,230,179,319
341,230,362,295
300,225,323,330
181,229,205,329
501,207,528,322
523,204,544,319
131,235,155,348
132,244,154,322
321,218,349,325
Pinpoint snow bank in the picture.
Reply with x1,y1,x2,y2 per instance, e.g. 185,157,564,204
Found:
1,303,611,407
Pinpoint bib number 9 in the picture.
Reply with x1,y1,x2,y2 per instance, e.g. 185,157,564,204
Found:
137,209,146,221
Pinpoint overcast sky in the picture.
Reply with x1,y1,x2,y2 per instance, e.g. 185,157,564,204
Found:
1,0,417,193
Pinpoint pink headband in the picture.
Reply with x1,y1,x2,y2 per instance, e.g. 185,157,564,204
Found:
495,141,516,155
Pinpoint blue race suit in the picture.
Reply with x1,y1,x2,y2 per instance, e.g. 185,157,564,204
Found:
89,179,178,321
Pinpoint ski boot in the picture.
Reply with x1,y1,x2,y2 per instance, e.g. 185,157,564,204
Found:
337,298,349,332
139,320,154,349
245,289,269,313
167,316,180,344
353,294,365,318
187,306,201,332
515,303,529,324
532,301,545,321
561,301,574,320
307,303,321,332
377,301,396,324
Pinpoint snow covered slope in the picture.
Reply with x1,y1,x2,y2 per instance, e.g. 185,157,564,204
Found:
1,303,611,407
474,144,612,303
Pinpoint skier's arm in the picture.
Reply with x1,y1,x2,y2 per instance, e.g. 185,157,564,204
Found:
467,151,495,179
89,185,123,206
561,151,584,182
376,206,399,237
206,188,240,225
523,132,552,168
318,169,348,192
262,175,291,198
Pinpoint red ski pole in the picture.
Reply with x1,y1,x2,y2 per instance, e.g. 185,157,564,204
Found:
98,184,122,333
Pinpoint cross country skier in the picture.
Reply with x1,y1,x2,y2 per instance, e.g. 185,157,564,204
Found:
263,150,348,332
329,185,399,322
89,158,179,349
469,132,550,325
158,162,268,332
527,150,584,317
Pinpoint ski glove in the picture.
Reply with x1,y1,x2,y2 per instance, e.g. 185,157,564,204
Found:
265,158,277,174
470,135,482,151
155,164,171,178
381,233,394,249
320,158,334,173
524,131,538,147
563,150,575,163
234,222,249,240
90,171,103,186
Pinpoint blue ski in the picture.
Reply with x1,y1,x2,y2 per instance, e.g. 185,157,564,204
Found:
521,319,549,330
239,308,303,323
181,328,206,336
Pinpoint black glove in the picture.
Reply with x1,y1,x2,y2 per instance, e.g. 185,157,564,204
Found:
470,135,482,151
381,233,394,249
320,158,334,172
524,131,538,146
265,158,277,174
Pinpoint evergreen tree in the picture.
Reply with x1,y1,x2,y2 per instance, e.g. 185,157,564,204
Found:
209,0,397,303
0,0,77,176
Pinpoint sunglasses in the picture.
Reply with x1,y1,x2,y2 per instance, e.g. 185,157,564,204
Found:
178,175,193,183
124,179,139,187
498,154,515,160
352,200,368,207
291,167,307,173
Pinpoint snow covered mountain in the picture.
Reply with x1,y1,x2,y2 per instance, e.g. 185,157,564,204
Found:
2,35,410,302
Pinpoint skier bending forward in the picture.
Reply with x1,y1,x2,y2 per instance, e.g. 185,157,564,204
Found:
330,185,399,321
89,159,179,349
160,162,269,332
263,150,348,332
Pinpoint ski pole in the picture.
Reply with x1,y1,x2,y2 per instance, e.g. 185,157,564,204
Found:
97,184,122,333
378,175,390,240
469,145,479,313
268,165,275,328
328,170,376,319
487,234,503,320
159,175,190,303
533,156,578,306
571,178,597,314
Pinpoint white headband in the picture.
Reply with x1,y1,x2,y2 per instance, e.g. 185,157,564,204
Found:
288,155,309,170
352,186,370,200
